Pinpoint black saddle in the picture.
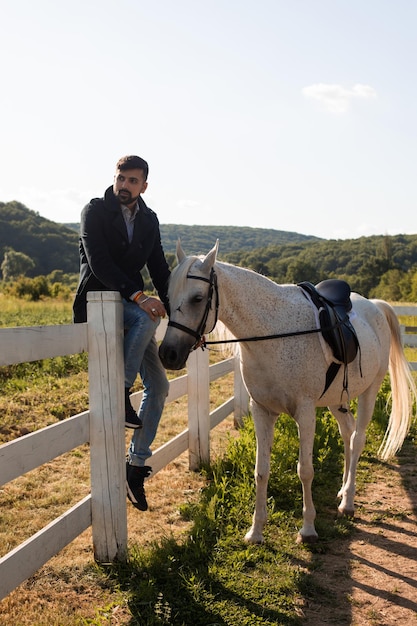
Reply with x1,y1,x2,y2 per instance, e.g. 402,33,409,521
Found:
298,279,360,398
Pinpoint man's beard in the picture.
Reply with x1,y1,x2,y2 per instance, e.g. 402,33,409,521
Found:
116,189,139,206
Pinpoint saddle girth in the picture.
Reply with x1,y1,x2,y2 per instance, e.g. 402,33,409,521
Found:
298,279,361,399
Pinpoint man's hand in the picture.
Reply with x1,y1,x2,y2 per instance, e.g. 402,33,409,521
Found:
138,296,166,320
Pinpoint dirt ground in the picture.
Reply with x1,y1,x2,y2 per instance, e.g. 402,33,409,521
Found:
301,440,417,625
1,421,416,625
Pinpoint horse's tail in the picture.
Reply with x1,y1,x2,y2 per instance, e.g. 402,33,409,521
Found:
374,300,417,460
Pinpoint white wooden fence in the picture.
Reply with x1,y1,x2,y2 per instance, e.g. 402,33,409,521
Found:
0,298,415,600
0,292,249,600
393,305,417,370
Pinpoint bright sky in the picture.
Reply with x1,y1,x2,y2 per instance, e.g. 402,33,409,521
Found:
1,0,416,240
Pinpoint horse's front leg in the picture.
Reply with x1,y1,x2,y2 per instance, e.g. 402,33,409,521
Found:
244,401,276,544
295,406,318,543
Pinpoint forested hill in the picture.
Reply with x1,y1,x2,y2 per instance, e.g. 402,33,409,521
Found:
159,224,320,254
0,201,319,276
64,222,320,254
0,201,79,275
1,200,417,300
224,234,417,300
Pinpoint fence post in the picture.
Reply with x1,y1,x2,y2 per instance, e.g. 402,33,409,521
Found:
187,348,210,470
233,352,250,427
87,291,127,562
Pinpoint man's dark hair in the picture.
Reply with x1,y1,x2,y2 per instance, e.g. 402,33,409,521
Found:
116,155,149,180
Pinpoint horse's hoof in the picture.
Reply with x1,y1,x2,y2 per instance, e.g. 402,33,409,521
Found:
337,507,354,519
296,532,318,544
244,530,264,544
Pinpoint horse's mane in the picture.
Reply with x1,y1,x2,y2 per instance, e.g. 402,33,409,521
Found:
168,255,200,301
169,255,238,358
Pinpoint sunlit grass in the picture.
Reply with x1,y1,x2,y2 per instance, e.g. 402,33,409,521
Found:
0,294,73,327
1,298,416,624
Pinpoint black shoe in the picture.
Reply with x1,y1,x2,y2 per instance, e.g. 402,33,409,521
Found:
126,463,152,511
125,388,142,429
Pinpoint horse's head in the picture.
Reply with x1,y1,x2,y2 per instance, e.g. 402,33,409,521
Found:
159,240,219,370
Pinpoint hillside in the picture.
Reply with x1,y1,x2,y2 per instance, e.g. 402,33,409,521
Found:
1,202,417,302
64,222,320,255
0,201,319,276
0,201,79,276
158,224,320,255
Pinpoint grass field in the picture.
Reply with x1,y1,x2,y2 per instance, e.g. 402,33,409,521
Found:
0,296,416,625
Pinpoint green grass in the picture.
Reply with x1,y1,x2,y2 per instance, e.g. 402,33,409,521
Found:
86,400,400,626
0,294,73,327
1,296,416,624
0,296,82,391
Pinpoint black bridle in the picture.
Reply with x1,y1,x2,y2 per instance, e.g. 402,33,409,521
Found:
167,267,220,349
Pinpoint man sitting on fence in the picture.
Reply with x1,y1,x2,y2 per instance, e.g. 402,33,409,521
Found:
73,154,171,511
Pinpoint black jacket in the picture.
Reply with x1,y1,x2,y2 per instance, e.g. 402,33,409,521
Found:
73,186,170,323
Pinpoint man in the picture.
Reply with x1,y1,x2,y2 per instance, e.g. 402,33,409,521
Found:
73,155,171,511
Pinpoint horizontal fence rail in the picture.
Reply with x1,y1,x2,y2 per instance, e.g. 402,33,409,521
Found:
0,297,415,599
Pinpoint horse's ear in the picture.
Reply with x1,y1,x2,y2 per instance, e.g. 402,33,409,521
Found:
201,240,219,272
176,238,186,264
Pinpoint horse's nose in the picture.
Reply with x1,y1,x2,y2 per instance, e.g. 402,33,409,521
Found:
159,344,180,370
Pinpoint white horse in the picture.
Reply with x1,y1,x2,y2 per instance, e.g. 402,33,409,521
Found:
159,241,417,544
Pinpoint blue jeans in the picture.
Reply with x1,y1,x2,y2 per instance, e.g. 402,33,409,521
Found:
123,300,169,467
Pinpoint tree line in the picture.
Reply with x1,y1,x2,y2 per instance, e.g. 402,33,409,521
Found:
222,234,417,301
1,200,417,302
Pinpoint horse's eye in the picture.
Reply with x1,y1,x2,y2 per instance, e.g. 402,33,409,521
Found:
192,295,204,304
